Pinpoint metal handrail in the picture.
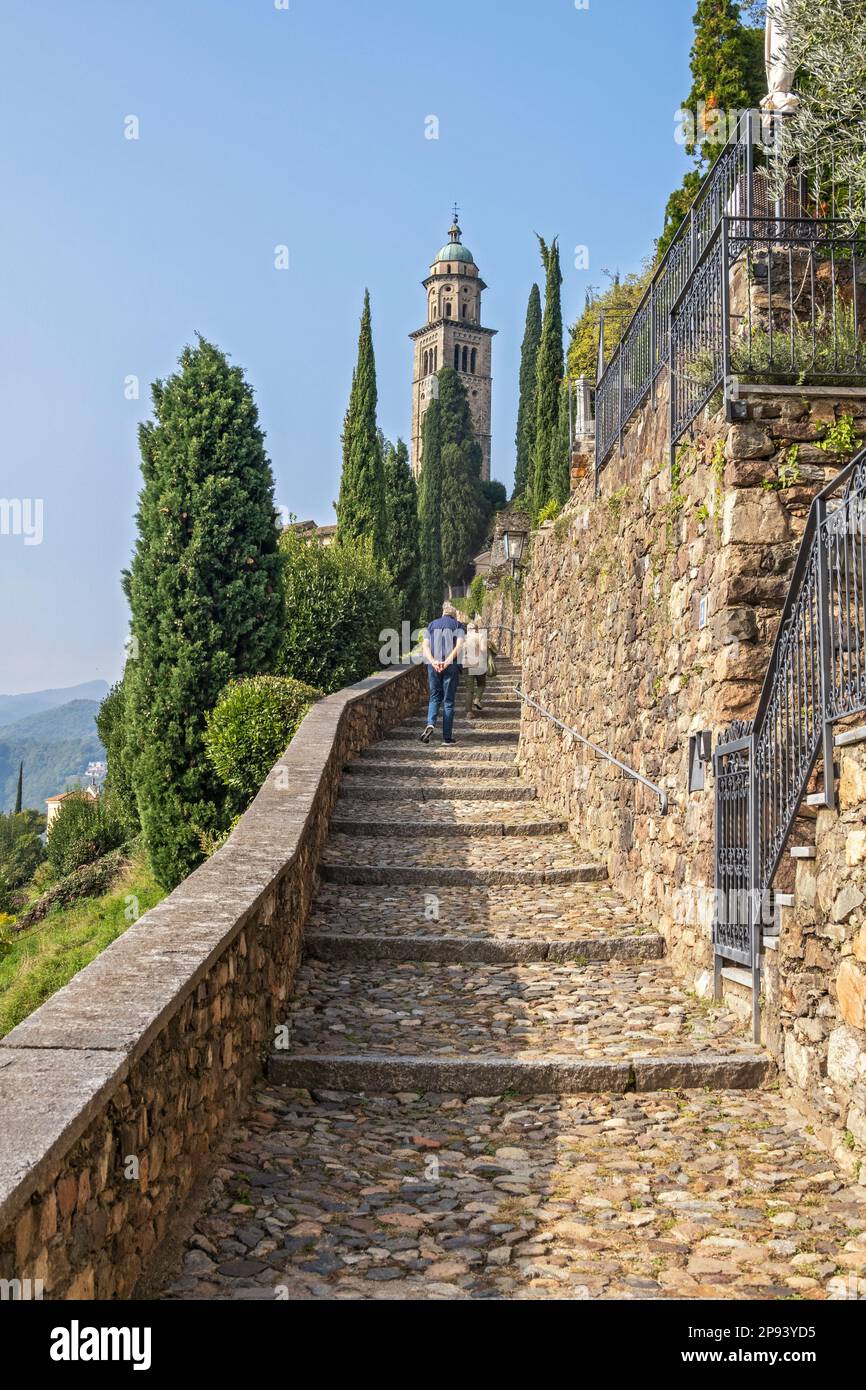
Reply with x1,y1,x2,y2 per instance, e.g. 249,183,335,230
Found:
515,687,669,814
713,445,866,1039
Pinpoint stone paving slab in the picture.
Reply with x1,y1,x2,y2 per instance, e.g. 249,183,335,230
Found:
331,801,566,837
321,832,597,879
283,959,766,1061
304,882,652,943
159,1088,866,1302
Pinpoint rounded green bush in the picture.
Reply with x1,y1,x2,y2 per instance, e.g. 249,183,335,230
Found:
46,793,126,878
204,675,322,804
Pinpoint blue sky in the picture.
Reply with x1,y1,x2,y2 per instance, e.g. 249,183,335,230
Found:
0,0,695,693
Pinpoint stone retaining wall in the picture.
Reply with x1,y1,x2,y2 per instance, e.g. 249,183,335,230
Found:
0,663,425,1299
766,738,866,1176
481,583,520,662
518,374,866,988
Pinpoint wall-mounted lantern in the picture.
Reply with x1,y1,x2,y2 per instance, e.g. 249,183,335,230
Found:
502,525,527,573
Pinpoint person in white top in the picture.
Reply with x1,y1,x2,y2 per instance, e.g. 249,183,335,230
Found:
463,619,495,719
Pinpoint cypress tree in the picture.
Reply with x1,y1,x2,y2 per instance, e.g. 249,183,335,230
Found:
659,2,764,254
337,290,386,560
514,283,542,500
530,236,565,517
418,397,444,622
441,441,485,589
383,438,422,626
14,762,22,815
548,382,572,507
684,0,764,163
123,337,284,890
437,368,486,589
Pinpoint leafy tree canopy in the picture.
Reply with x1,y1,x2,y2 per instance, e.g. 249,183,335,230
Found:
278,529,397,693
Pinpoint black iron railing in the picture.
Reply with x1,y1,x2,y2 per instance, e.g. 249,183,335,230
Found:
713,446,866,1039
595,111,757,475
594,111,866,484
670,217,866,462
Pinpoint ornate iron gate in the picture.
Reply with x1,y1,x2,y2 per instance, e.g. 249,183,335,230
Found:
713,449,866,1041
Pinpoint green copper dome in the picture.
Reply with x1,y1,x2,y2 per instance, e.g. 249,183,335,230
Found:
434,240,474,265
434,214,474,266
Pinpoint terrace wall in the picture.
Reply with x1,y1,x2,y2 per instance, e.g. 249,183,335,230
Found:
519,376,866,995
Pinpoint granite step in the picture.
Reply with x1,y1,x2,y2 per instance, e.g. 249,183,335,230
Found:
384,725,518,744
321,862,606,887
334,780,537,802
269,1051,772,1094
400,722,522,745
434,700,520,717
270,956,770,1094
357,745,518,764
329,801,565,837
320,832,606,885
304,932,664,964
345,758,520,779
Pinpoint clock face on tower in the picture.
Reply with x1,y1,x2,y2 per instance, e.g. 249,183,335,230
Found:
409,216,496,484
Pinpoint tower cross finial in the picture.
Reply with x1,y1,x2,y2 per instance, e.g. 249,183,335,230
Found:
452,201,459,225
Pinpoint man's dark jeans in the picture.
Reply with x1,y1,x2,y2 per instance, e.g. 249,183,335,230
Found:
426,663,460,742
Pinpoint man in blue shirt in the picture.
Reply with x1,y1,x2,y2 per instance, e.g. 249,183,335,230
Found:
420,602,465,745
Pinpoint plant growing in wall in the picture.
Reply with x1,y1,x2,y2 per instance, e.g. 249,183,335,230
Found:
818,413,863,461
761,445,802,491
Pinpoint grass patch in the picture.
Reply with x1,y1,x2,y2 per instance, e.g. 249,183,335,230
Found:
0,851,164,1038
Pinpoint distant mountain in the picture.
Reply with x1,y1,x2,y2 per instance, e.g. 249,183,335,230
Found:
0,700,105,814
0,680,109,731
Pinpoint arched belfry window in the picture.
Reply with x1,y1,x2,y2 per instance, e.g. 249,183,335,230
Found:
470,347,477,374
453,344,460,370
461,303,467,319
433,346,437,370
445,303,452,317
461,346,468,372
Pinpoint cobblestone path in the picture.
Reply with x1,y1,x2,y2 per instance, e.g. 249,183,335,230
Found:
160,664,866,1300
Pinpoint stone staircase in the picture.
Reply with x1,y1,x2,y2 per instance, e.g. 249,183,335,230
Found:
159,659,866,1302
271,660,769,1096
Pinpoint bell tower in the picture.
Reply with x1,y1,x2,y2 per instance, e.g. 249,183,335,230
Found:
409,210,495,481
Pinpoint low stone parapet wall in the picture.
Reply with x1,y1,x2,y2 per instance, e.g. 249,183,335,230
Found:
0,662,425,1299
